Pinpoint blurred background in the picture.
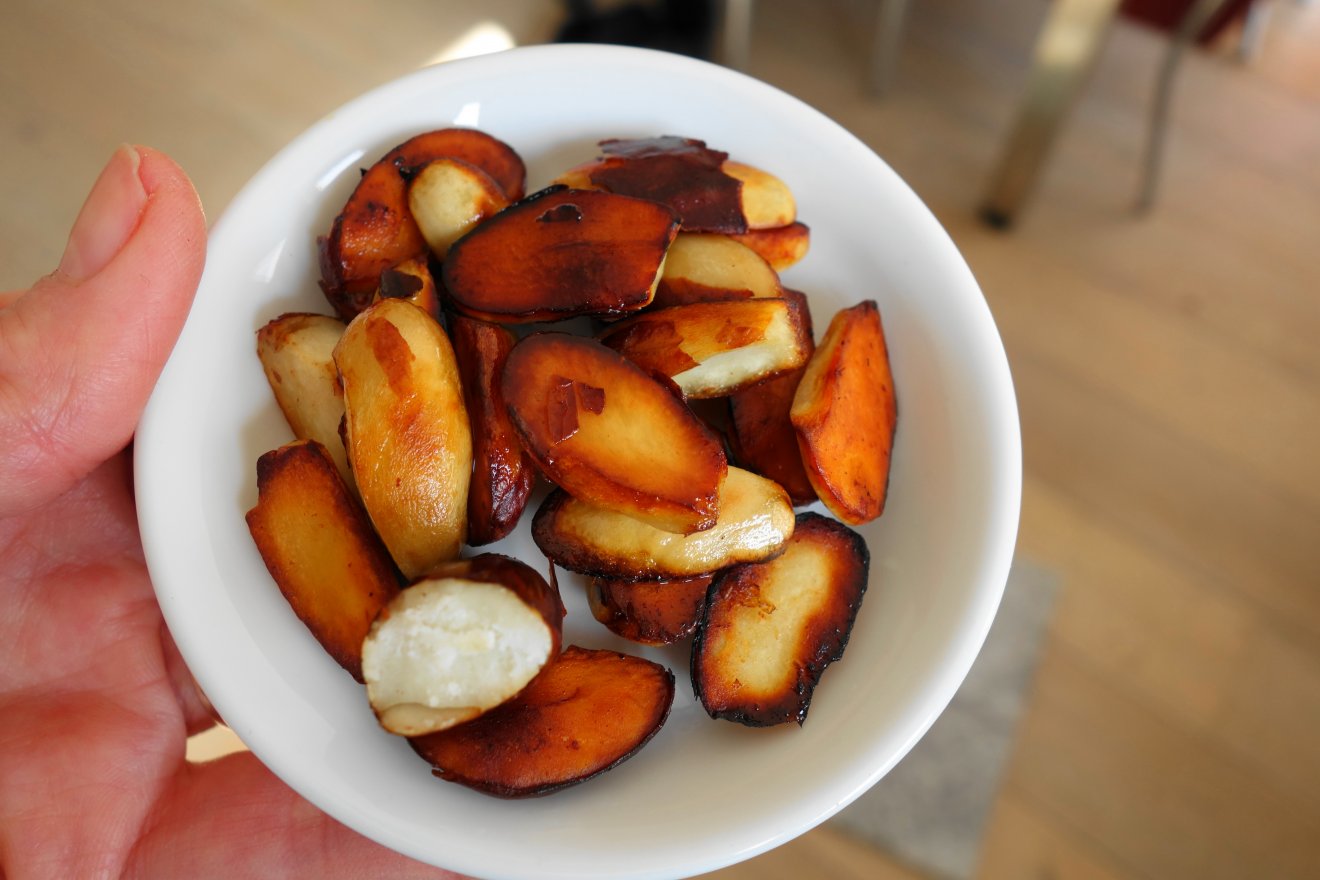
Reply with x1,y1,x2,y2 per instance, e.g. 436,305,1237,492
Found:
3,0,1317,877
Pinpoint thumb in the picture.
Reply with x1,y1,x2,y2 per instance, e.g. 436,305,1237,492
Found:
0,145,206,517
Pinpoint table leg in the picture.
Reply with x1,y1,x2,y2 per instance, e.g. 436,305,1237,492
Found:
980,0,1123,227
870,0,912,95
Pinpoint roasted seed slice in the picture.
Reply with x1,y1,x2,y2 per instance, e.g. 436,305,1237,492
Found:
532,466,794,579
791,299,897,524
598,298,810,399
334,298,471,578
245,440,399,682
317,128,525,319
443,187,679,323
255,313,350,488
363,554,562,736
410,645,674,798
587,573,714,646
503,333,726,534
692,512,869,726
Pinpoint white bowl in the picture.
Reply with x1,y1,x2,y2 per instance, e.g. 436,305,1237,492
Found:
136,44,1020,880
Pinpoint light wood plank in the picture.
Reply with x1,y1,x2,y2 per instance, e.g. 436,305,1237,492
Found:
1006,647,1320,880
1021,473,1320,811
978,790,1130,880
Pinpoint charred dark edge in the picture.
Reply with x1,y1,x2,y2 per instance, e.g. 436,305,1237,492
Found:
589,575,713,646
690,512,870,726
441,188,680,324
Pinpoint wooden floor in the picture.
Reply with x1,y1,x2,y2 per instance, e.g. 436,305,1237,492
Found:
4,1,1318,878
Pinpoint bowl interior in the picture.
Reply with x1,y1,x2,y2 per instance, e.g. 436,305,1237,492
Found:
136,44,1019,880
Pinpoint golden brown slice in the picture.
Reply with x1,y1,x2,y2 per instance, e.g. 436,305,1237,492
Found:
318,128,525,318
443,187,679,323
554,137,795,232
502,333,726,534
449,314,537,545
791,300,897,524
407,158,510,259
334,298,471,578
255,313,351,488
372,255,442,321
245,440,399,682
722,160,796,230
532,466,795,579
651,232,783,310
598,298,810,399
410,645,674,798
692,512,869,726
728,222,811,271
587,574,713,646
728,290,818,505
362,554,563,736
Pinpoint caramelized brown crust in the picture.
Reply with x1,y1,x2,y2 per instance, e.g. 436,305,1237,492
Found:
245,440,399,681
691,512,869,726
790,300,897,524
373,256,442,321
410,645,675,798
502,333,726,535
390,128,526,202
443,187,680,323
449,315,537,545
728,222,811,271
587,573,714,645
318,128,525,318
728,290,818,505
589,136,746,233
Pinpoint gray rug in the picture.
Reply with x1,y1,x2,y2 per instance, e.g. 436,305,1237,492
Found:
828,559,1059,879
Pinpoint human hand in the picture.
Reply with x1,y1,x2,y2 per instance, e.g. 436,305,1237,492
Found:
0,146,460,878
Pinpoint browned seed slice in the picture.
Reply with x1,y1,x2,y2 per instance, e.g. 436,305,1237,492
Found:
245,439,399,682
531,466,794,579
443,187,679,324
363,554,563,737
410,645,675,798
334,298,471,578
502,332,726,535
449,314,537,545
692,512,869,726
255,313,350,488
587,573,714,646
791,299,897,525
597,297,810,400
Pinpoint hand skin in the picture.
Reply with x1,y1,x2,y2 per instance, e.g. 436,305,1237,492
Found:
0,146,460,878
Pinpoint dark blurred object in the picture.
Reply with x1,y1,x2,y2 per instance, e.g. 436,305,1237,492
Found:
980,0,1255,228
1122,0,1255,42
556,0,716,59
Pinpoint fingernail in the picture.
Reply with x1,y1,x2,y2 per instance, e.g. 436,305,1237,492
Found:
58,144,148,282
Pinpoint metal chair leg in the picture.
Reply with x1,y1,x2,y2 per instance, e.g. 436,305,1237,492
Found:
979,0,1123,228
719,0,755,71
1138,0,1236,212
870,0,912,95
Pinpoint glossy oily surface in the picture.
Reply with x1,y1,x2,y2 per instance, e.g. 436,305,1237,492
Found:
135,44,1020,880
